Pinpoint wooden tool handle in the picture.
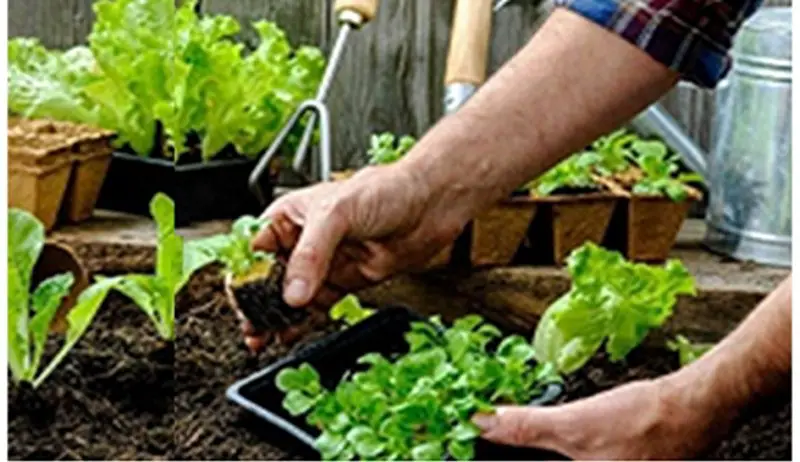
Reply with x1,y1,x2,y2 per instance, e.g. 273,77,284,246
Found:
445,0,494,85
334,0,379,23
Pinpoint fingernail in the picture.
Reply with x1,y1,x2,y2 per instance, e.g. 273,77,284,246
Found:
284,278,310,305
472,413,497,431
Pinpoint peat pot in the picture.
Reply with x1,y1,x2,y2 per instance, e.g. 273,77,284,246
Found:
705,7,792,267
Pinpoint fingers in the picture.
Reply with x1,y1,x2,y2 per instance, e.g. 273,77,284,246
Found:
283,199,350,307
472,406,565,453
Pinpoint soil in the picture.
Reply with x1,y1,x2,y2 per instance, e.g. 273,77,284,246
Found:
8,244,791,460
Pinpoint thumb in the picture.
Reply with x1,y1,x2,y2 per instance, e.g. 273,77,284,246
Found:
283,207,349,307
472,406,565,451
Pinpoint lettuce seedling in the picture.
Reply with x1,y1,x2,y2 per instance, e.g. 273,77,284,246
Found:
667,335,713,366
533,243,696,374
329,295,376,327
112,193,214,340
8,209,117,388
187,215,271,279
629,140,703,201
367,132,417,165
277,312,560,461
524,152,603,196
591,129,638,175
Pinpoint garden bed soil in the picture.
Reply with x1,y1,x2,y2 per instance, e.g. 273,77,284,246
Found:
7,244,791,460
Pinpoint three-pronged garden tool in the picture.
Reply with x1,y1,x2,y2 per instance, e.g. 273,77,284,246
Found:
249,0,380,205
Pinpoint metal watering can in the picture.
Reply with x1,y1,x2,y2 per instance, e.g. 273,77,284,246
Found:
631,6,792,267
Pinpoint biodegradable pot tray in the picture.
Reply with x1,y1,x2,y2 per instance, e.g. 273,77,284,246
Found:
605,191,701,262
97,152,264,226
8,118,115,230
227,306,567,461
470,198,538,267
523,193,619,265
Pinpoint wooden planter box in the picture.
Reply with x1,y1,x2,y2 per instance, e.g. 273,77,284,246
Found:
523,192,620,265
8,118,114,230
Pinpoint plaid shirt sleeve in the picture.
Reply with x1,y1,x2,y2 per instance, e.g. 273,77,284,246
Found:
553,0,764,87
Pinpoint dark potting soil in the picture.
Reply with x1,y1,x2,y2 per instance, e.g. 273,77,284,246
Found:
7,244,791,460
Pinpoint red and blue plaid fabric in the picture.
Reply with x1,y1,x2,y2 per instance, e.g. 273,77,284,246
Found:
554,0,764,88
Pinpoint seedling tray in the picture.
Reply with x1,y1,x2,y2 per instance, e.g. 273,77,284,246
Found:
227,306,567,461
96,152,265,226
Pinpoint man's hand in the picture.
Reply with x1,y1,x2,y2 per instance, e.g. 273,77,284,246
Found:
472,378,723,460
238,165,467,352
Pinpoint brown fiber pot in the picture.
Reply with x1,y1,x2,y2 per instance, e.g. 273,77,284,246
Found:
9,151,74,231
61,139,115,223
470,197,538,267
604,188,702,262
524,192,620,265
8,118,115,228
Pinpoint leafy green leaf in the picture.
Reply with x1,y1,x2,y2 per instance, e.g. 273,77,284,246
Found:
28,273,75,380
450,422,481,442
315,431,347,460
667,335,714,366
330,295,376,327
411,441,443,461
346,426,386,458
276,363,321,393
526,152,602,196
367,132,417,165
448,439,475,461
283,390,317,416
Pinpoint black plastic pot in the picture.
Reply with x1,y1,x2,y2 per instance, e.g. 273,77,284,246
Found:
96,152,269,226
227,307,568,461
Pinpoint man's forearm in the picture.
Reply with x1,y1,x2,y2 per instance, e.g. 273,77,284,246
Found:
399,8,678,220
665,276,792,426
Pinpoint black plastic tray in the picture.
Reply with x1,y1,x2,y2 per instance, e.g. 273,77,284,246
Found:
227,306,567,461
96,152,267,226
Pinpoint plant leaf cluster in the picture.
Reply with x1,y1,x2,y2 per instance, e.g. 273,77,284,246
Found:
367,132,417,165
533,242,697,373
667,334,713,366
522,129,702,199
8,209,119,388
277,315,560,461
187,215,272,279
629,140,703,201
8,0,324,162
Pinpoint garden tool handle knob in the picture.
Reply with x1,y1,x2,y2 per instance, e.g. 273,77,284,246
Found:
445,0,493,86
334,0,379,26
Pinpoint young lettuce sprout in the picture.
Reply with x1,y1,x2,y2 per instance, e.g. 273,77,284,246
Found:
276,307,561,461
8,209,117,388
629,140,703,201
667,335,714,366
367,132,417,165
189,216,308,333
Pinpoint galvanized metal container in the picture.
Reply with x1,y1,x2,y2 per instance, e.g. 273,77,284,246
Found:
704,6,792,267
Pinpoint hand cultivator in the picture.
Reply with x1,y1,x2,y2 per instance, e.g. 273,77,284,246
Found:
249,0,380,205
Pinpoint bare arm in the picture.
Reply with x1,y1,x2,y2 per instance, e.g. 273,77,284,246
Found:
665,275,792,424
398,8,678,225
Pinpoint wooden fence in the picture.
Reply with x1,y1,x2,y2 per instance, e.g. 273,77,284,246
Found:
9,0,792,170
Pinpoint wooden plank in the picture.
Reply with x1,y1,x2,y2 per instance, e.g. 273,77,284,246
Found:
489,1,552,73
8,0,95,48
199,0,328,50
325,0,454,170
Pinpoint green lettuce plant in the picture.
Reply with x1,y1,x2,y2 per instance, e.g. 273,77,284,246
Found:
186,215,272,279
367,132,417,165
110,193,216,340
8,0,325,163
667,335,713,366
629,140,703,201
8,209,117,388
533,242,696,373
524,152,603,196
277,312,560,461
